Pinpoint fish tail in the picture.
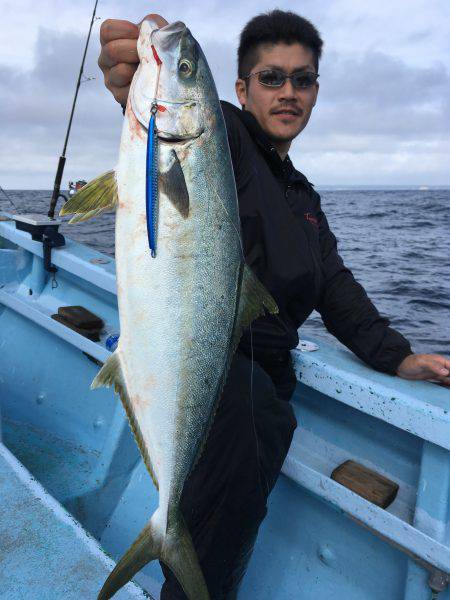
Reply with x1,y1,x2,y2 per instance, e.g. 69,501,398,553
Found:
97,508,210,600
161,510,210,600
98,508,164,600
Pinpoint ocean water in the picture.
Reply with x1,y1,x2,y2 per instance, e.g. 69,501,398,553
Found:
1,188,449,357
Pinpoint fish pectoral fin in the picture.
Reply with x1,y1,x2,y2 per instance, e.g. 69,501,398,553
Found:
159,150,189,218
232,263,279,350
59,169,118,223
91,352,160,491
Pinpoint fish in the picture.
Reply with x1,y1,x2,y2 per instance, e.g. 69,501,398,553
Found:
60,18,277,600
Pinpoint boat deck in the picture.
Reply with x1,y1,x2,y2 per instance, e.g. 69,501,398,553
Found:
2,418,100,505
0,442,148,600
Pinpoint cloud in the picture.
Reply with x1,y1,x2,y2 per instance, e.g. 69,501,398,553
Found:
0,27,122,188
308,50,450,143
0,1,449,188
0,26,240,189
289,49,450,184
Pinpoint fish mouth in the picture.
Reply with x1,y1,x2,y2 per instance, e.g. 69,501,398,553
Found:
158,129,204,143
151,21,187,50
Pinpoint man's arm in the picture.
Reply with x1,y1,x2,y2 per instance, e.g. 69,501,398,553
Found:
314,194,450,384
98,14,168,107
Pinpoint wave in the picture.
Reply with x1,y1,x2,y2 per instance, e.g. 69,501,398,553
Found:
408,299,450,310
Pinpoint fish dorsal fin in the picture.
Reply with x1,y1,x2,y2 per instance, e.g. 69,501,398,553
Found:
91,351,159,491
59,170,118,223
231,263,278,353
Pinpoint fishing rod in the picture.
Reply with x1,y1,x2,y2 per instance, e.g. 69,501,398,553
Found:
48,0,99,218
0,185,19,212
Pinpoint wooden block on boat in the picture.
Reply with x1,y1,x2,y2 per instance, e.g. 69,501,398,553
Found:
331,460,399,508
51,314,101,342
57,305,104,330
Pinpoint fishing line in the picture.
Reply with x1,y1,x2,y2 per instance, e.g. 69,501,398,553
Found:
250,323,254,401
249,322,265,495
0,185,18,212
213,187,245,259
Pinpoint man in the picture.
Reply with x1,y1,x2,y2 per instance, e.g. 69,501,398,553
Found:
98,9,450,599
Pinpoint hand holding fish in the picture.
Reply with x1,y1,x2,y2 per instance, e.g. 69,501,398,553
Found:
98,13,168,105
396,353,450,386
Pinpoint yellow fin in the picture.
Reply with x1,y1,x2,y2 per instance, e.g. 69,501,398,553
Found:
231,263,278,351
59,170,118,223
97,509,210,600
92,352,159,491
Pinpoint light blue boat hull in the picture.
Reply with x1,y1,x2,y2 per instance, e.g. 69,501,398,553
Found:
1,216,449,599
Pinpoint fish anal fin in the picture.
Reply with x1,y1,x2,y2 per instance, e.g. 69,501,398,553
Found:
159,151,189,218
59,170,118,223
91,351,159,491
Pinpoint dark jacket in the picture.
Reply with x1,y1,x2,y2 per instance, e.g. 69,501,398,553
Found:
221,100,413,375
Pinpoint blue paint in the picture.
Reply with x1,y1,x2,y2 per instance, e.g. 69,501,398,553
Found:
146,107,158,257
0,443,147,599
1,217,450,599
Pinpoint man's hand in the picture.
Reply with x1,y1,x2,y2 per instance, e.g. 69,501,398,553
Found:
98,14,168,106
396,353,450,386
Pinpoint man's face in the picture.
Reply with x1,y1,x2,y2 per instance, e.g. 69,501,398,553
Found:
235,42,319,148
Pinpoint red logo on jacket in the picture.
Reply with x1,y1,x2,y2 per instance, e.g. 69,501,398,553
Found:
304,212,318,227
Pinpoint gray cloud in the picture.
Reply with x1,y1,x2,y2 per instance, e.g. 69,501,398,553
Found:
1,27,122,188
293,48,450,179
1,7,449,188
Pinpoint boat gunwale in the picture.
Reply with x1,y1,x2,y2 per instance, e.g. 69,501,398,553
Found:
1,219,449,450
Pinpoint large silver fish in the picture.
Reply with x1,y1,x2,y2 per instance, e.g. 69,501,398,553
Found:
61,19,277,600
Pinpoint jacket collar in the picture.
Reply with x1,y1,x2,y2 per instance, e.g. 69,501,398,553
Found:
222,101,311,188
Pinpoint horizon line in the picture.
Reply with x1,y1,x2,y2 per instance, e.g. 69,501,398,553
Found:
2,184,450,192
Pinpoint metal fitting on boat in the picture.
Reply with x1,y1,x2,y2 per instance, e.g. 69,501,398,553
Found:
428,568,449,593
317,544,337,567
93,417,105,430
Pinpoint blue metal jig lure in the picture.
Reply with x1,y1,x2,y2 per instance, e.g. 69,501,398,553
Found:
146,102,159,258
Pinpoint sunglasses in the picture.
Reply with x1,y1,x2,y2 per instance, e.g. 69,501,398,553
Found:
244,69,319,89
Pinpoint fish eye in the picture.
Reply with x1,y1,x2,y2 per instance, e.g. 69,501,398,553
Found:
178,59,195,78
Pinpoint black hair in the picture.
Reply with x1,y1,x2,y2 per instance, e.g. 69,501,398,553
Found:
237,10,323,79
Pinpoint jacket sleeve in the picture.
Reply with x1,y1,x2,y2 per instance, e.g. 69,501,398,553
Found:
314,193,414,374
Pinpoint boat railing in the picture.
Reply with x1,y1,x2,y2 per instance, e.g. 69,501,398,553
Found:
286,344,450,591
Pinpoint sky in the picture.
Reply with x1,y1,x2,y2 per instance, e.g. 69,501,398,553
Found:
1,0,449,189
